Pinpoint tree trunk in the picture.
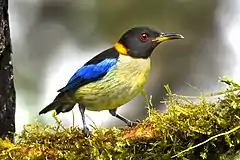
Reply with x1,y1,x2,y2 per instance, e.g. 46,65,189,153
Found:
0,0,15,142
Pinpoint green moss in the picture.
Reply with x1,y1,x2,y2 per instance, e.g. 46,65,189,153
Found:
1,77,240,159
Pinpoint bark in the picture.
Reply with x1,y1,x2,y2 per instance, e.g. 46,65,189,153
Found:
0,0,15,142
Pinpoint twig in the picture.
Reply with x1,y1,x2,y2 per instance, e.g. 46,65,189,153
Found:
72,110,75,128
52,111,68,132
140,89,152,117
171,125,240,158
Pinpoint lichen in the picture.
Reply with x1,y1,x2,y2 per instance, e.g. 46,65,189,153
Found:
1,77,240,160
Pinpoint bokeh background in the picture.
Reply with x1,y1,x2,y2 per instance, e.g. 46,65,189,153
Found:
9,0,240,132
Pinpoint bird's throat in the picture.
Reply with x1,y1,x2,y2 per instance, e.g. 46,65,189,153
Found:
114,42,128,55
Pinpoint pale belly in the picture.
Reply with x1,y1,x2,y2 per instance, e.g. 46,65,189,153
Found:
74,56,151,111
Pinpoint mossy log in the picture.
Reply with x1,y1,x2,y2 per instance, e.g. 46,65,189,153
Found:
1,77,240,160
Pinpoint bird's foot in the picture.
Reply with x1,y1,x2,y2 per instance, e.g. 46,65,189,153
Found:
127,119,141,127
82,126,91,136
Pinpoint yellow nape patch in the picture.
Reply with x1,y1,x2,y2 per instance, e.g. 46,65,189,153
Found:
114,42,128,55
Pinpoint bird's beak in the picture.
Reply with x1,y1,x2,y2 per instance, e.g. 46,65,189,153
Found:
153,33,184,43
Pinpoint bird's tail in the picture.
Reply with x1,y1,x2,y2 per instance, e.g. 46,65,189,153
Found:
39,93,76,115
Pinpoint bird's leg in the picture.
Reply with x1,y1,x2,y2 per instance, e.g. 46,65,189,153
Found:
109,109,138,127
78,104,91,136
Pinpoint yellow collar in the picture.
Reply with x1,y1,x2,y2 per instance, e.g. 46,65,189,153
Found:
114,42,128,55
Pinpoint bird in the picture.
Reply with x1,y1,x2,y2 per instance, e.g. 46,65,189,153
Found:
39,26,184,135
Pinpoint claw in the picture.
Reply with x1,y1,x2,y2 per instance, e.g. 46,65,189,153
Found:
127,119,141,127
82,126,91,136
135,119,141,123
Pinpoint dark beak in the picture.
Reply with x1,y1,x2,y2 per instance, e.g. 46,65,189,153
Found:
153,32,184,43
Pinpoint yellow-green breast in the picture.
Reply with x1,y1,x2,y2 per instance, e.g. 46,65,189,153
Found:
74,54,151,111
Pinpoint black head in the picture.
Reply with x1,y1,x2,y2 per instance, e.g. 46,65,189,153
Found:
116,27,184,59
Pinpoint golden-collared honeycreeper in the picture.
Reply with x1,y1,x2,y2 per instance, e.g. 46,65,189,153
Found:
39,26,184,135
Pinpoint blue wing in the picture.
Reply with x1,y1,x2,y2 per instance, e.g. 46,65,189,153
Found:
58,49,119,93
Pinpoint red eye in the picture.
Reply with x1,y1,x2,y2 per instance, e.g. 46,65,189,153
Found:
139,33,148,42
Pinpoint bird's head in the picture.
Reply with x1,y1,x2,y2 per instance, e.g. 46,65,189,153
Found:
114,27,184,59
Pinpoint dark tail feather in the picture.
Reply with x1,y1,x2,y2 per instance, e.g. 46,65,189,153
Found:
39,101,58,115
39,93,76,115
39,100,76,115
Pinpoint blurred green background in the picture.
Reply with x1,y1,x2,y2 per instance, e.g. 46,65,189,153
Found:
9,0,240,132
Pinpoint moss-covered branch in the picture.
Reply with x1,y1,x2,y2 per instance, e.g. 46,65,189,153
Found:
1,77,240,159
